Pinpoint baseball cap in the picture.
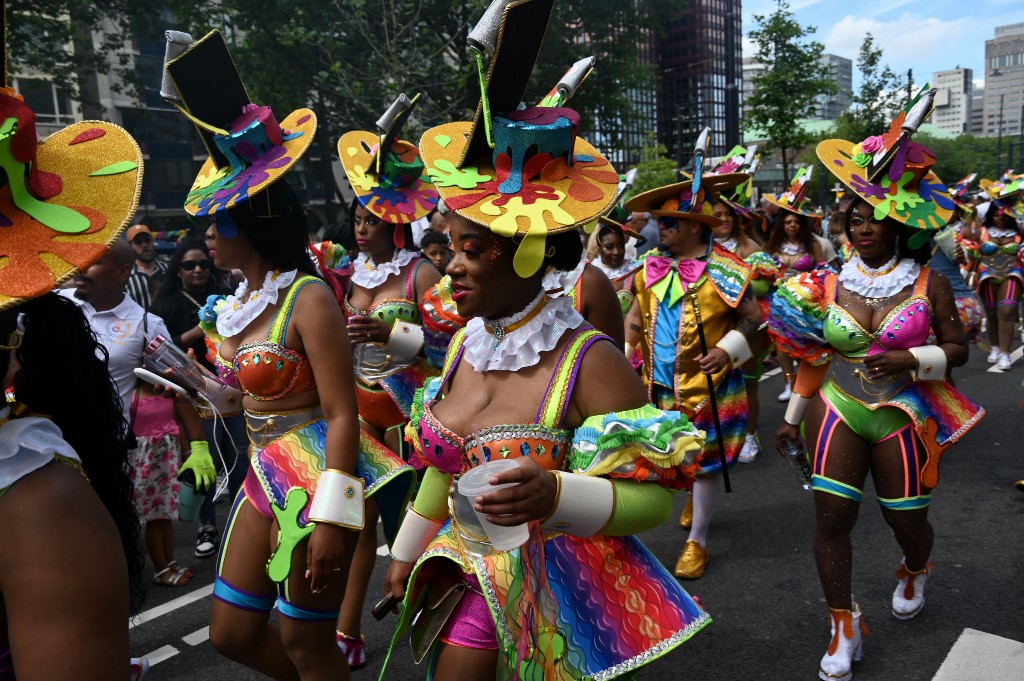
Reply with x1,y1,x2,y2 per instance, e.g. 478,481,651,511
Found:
126,225,152,242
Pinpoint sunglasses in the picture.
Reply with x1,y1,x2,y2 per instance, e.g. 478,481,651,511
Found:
180,259,213,271
131,235,153,244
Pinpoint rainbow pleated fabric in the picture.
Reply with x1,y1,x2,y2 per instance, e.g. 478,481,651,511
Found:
881,381,985,448
249,419,414,542
704,247,752,306
744,250,782,283
767,270,833,366
380,359,437,419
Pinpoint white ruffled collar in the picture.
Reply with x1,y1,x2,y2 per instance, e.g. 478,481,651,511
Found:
216,269,297,337
591,258,635,280
780,241,806,255
462,290,584,372
987,226,1019,240
838,254,920,299
351,249,416,289
714,237,738,253
543,259,586,297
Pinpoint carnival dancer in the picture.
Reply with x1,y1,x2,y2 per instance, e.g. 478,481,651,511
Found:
930,175,984,345
162,30,413,679
0,75,149,678
962,176,1024,370
708,146,780,463
543,231,626,347
623,135,762,580
764,168,833,402
590,215,642,317
770,88,984,681
334,93,443,667
380,2,711,678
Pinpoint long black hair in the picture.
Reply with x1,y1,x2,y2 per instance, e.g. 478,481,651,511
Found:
225,179,319,277
345,197,417,251
0,293,146,613
766,210,816,255
162,238,224,296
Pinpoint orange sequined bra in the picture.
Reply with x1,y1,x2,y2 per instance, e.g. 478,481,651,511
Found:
218,276,323,401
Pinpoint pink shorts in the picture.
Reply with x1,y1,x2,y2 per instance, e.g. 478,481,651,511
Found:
438,574,498,650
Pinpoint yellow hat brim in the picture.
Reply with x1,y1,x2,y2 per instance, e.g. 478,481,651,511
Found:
338,130,438,224
0,121,143,311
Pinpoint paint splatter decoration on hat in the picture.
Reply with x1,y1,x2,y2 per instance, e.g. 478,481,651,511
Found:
762,166,822,218
816,85,955,247
0,87,143,311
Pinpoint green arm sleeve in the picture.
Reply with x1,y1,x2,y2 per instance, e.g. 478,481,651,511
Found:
410,466,452,522
602,480,673,536
751,278,771,297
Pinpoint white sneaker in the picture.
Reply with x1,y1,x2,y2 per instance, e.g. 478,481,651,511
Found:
778,383,792,402
997,351,1012,371
988,346,1001,363
738,434,760,463
892,560,931,620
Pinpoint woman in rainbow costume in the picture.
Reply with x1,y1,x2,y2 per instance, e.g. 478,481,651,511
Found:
164,31,413,680
379,3,711,678
769,89,984,681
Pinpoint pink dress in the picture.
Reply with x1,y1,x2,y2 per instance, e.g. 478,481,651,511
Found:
130,394,182,521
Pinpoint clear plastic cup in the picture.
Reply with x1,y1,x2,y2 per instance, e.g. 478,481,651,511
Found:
177,482,206,522
456,459,530,552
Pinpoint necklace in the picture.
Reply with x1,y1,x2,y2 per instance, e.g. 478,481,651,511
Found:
215,269,297,337
351,250,416,288
838,255,919,299
180,290,204,309
484,290,547,341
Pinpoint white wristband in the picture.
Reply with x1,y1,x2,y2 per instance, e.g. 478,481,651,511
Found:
309,469,365,530
716,329,753,367
387,321,424,360
908,345,947,381
390,508,444,563
784,394,812,426
540,472,614,537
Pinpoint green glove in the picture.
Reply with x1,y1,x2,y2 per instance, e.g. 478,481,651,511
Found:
179,441,216,494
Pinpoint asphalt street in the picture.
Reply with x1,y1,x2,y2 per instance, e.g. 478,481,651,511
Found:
130,346,1024,680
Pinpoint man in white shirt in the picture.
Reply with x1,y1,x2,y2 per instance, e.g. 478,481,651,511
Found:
60,240,169,419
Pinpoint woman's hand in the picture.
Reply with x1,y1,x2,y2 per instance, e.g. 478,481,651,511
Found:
864,349,916,378
305,523,348,594
695,348,729,374
775,423,801,457
474,457,558,526
384,559,415,605
347,315,391,345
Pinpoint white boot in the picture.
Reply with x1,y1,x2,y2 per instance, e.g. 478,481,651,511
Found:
819,601,867,681
892,560,931,620
738,433,760,463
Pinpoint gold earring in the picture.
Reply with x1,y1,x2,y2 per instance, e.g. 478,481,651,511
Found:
0,329,22,351
545,246,556,258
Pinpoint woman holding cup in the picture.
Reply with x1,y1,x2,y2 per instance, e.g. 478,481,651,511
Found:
380,5,710,677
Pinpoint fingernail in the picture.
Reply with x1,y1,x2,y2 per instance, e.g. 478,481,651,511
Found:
475,496,483,504
305,569,311,579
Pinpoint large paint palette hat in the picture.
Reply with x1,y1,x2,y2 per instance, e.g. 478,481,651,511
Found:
816,85,955,247
762,165,822,219
160,30,316,225
338,93,438,247
418,0,619,277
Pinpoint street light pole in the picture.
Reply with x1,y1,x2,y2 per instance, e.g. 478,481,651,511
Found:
997,93,1005,177
724,0,739,148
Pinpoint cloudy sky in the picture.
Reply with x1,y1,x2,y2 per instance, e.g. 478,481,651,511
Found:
741,0,1024,91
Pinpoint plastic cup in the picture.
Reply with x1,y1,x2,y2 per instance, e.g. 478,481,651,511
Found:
177,483,206,522
456,459,530,552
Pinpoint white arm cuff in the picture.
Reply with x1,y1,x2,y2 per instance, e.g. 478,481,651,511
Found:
908,345,947,381
540,472,614,537
308,470,365,530
784,394,812,426
624,342,635,358
716,329,753,367
386,321,424,361
390,508,444,563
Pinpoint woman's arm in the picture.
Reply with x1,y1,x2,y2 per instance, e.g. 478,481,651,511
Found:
580,264,626,348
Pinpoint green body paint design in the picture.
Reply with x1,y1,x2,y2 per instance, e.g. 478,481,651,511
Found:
266,487,316,583
0,117,89,233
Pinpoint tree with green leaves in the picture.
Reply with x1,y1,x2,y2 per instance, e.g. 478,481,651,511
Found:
832,33,904,143
743,0,836,183
629,134,680,199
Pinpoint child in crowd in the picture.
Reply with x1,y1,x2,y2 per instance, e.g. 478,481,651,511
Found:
420,229,450,274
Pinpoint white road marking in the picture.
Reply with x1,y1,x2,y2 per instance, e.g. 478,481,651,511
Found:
142,644,179,667
128,584,214,629
987,346,1024,372
376,543,390,557
759,367,782,382
182,626,210,647
932,628,1024,680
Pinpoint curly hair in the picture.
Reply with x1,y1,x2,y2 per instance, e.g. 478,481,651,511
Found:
419,229,450,250
0,293,146,613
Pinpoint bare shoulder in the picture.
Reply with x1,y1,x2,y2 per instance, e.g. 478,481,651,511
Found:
566,336,648,427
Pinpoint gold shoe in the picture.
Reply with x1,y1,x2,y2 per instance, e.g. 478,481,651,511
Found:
674,540,708,579
679,495,693,529
1015,480,1024,492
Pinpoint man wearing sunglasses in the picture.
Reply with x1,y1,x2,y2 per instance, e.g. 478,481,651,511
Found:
125,224,168,310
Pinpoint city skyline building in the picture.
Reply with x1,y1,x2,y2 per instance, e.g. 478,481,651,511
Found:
982,22,1024,139
932,67,974,136
808,53,852,121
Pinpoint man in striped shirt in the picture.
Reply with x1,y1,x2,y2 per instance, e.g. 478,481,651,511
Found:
124,224,167,309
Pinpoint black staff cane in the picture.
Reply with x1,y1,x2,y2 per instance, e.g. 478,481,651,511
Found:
687,283,732,493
